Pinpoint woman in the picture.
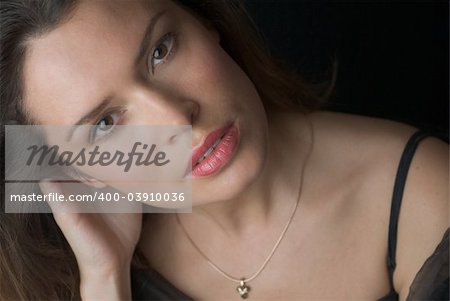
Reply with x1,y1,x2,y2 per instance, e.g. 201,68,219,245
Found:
0,0,448,300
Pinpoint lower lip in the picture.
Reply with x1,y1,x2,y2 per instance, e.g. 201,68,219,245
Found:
192,125,239,177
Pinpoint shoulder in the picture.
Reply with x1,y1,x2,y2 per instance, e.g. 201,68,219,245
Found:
306,110,447,181
274,110,429,219
270,109,448,296
302,110,422,193
392,130,448,299
306,110,449,299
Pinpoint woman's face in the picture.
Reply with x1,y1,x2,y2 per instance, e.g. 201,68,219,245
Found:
22,0,268,205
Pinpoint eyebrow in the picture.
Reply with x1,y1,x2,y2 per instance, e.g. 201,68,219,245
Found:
135,9,167,65
67,98,111,140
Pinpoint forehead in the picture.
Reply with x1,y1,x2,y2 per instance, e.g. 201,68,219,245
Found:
22,0,174,124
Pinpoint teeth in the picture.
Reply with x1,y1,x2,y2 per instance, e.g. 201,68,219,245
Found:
202,146,215,159
212,136,222,148
195,137,222,166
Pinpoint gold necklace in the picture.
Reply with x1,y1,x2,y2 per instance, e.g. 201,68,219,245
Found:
176,117,314,299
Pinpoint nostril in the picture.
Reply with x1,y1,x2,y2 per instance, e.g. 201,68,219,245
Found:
168,134,177,144
167,126,191,146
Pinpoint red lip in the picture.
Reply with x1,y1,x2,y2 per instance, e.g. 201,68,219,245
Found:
191,124,239,177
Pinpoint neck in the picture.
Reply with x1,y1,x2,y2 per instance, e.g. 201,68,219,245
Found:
181,111,314,238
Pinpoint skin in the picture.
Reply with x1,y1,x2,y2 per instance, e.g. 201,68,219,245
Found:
23,0,448,300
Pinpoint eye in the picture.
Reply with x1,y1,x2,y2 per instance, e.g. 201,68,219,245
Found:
91,111,124,143
148,33,176,73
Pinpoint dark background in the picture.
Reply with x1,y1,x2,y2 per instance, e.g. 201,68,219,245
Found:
245,0,448,135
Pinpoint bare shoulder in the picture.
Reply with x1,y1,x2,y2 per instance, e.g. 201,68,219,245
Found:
306,110,447,181
305,110,449,299
391,129,448,299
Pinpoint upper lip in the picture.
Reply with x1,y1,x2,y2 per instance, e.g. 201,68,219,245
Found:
191,123,233,168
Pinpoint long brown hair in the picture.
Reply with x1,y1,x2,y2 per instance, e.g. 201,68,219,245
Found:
0,0,326,299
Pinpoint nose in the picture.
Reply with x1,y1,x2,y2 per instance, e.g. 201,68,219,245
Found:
124,82,199,146
127,82,199,126
157,93,199,126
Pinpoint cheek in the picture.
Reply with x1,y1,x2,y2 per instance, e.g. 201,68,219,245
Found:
171,33,262,114
181,40,269,159
182,40,269,204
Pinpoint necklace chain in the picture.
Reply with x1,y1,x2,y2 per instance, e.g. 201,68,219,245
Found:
176,117,314,294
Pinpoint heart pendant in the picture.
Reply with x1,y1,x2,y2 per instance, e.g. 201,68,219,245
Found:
236,279,251,299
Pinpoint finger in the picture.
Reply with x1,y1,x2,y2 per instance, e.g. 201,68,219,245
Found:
39,179,82,214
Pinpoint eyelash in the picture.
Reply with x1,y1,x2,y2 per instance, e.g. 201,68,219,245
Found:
89,33,176,142
90,109,126,143
148,32,177,74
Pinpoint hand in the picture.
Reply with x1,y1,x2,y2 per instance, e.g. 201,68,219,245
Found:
39,181,143,299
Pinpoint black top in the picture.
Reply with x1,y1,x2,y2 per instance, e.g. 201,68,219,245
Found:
131,130,449,301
